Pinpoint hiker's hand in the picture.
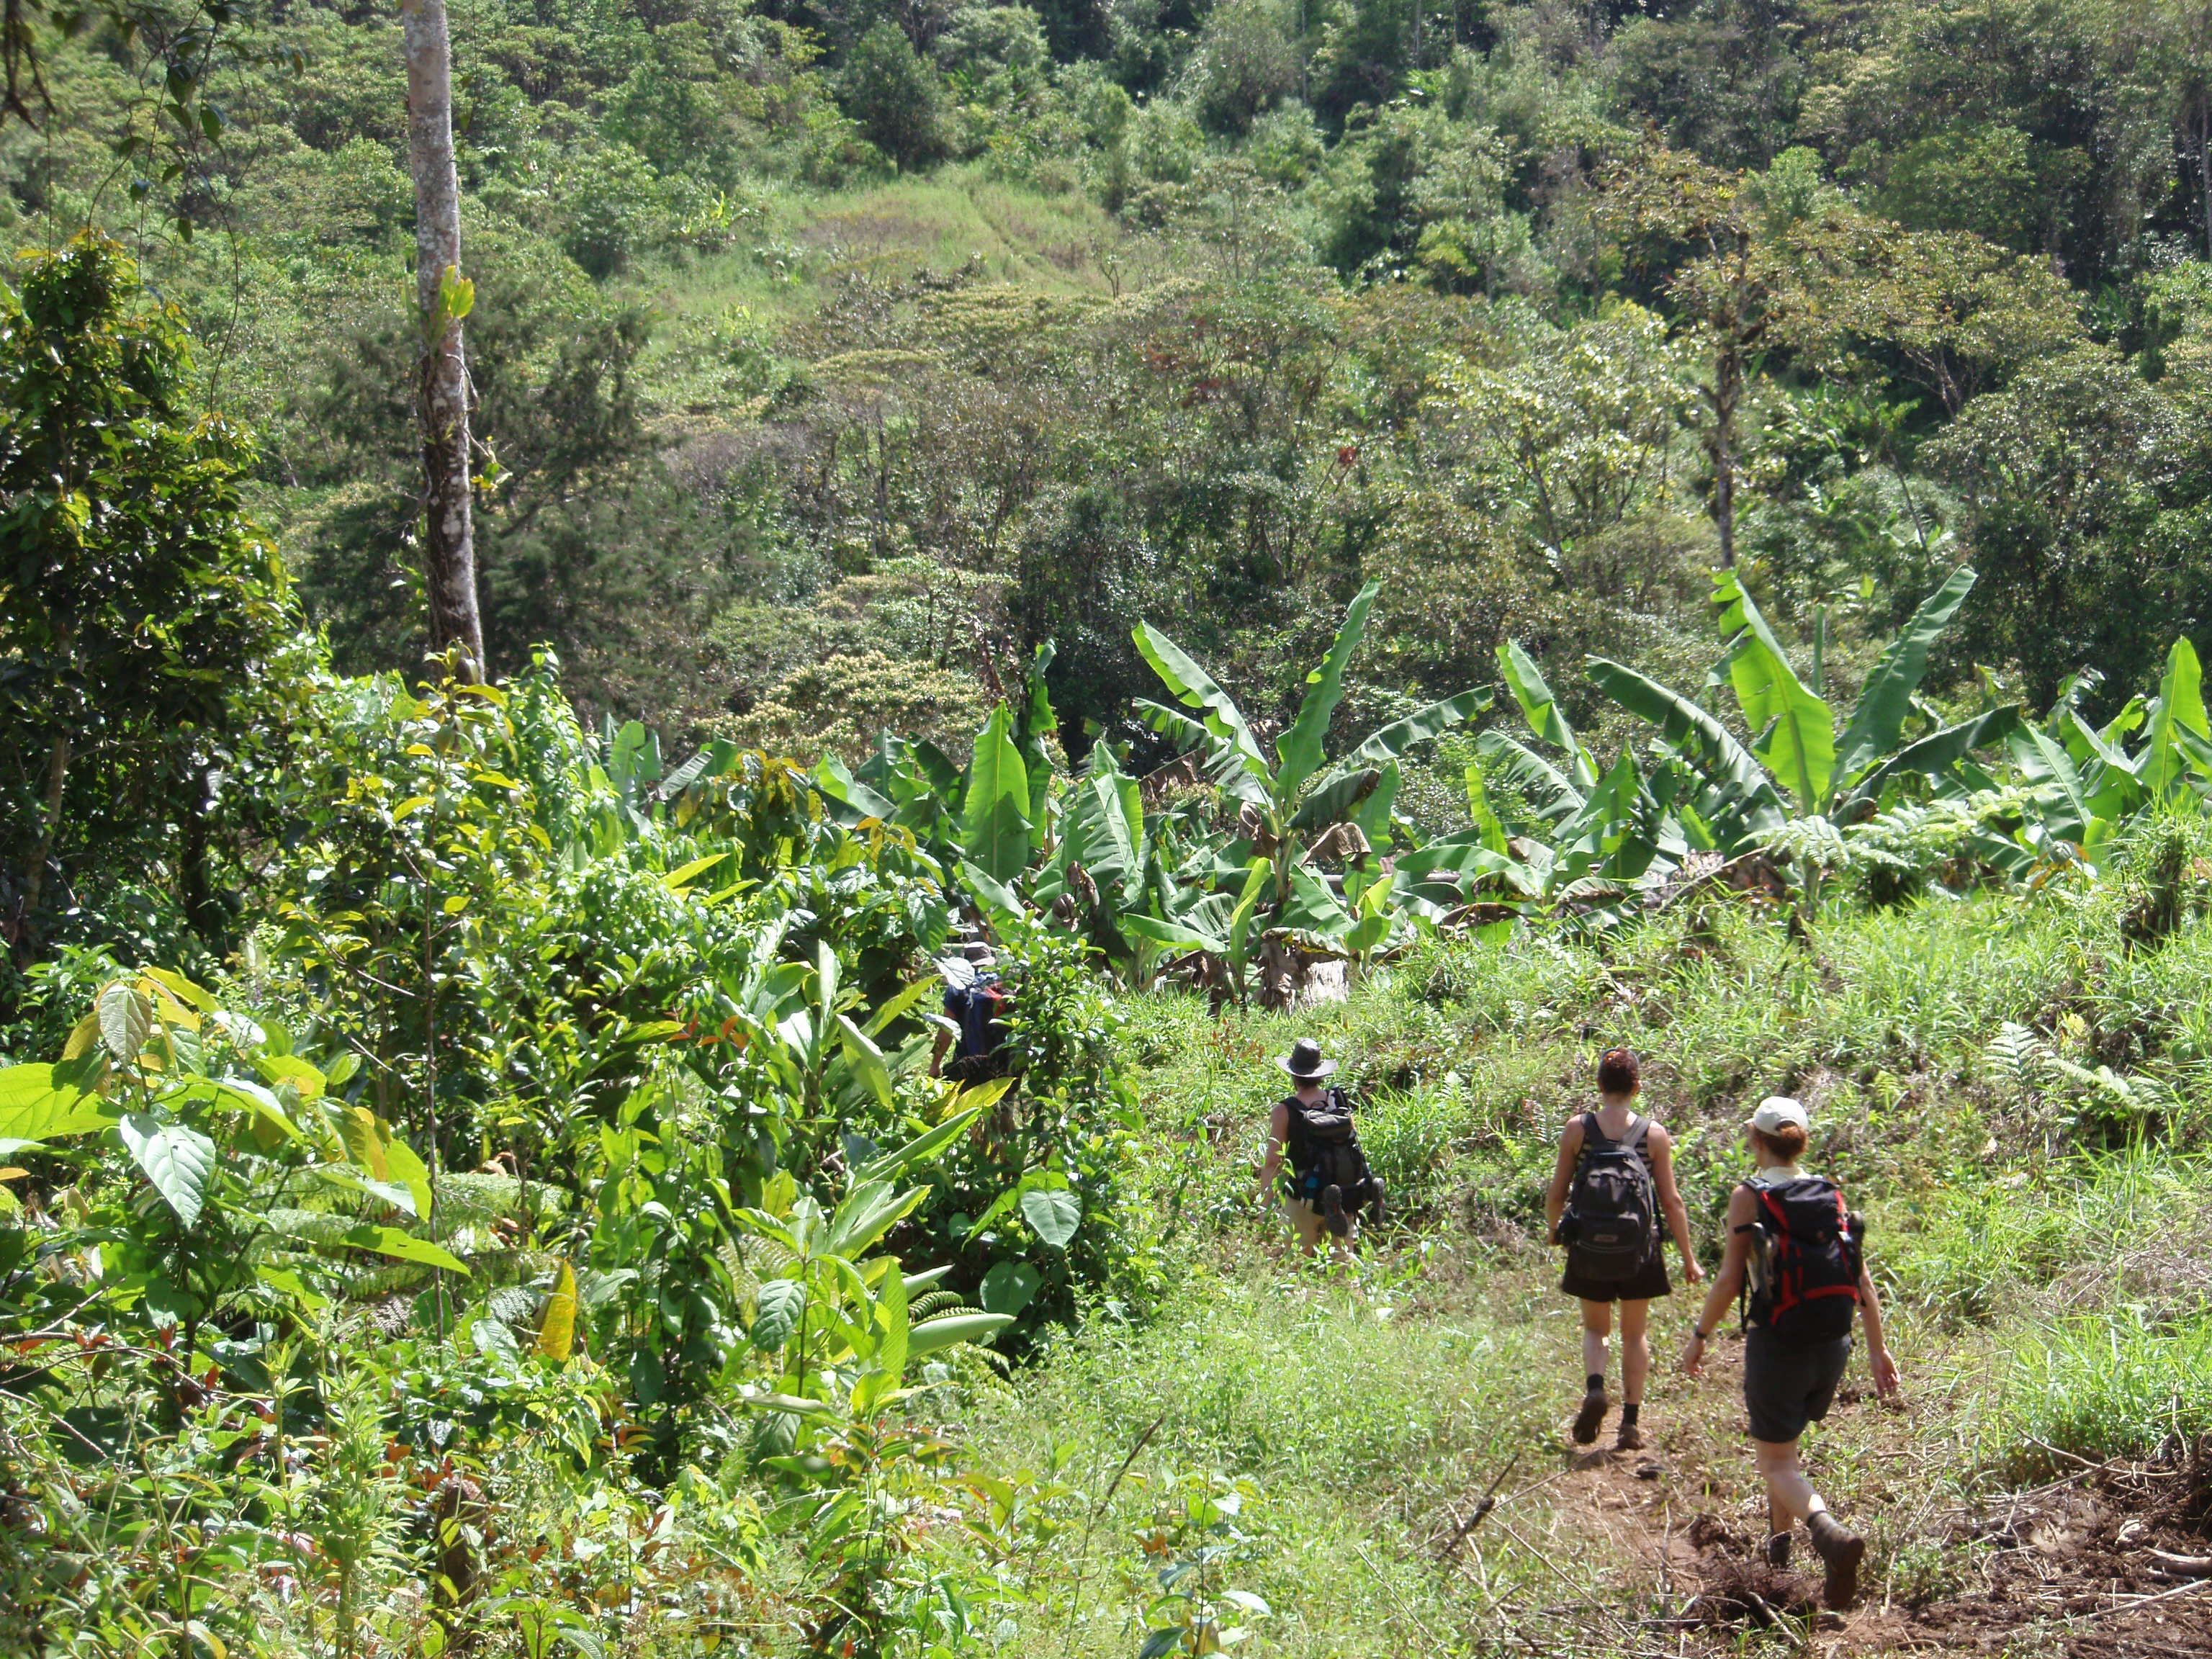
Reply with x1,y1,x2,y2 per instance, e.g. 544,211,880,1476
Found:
1681,1256,1706,1286
1681,1333,1706,1378
1869,1346,1901,1401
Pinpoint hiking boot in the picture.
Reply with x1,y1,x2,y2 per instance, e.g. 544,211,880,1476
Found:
1808,1511,1866,1610
1571,1387,1609,1445
1366,1176,1387,1228
1764,1532,1792,1570
1321,1184,1350,1238
1615,1421,1645,1452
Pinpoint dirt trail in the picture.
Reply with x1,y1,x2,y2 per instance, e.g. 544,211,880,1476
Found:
1450,1331,2212,1656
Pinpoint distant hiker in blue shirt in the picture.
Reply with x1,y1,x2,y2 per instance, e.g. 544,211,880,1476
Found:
931,942,1015,1086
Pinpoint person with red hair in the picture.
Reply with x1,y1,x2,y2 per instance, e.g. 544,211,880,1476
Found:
1545,1048,1702,1451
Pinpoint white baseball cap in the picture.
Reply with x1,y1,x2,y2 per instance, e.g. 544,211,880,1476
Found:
1748,1096,1809,1135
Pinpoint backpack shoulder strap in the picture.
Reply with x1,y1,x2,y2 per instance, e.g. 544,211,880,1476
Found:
1578,1110,1606,1148
1623,1115,1652,1155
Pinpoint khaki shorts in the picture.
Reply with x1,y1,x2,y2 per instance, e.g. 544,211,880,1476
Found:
1285,1195,1357,1253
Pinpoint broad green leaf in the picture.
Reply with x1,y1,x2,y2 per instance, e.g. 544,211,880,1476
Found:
960,859,1025,921
1714,570,1833,811
814,756,896,822
536,1261,578,1362
1838,706,2023,811
328,1223,469,1274
257,1054,325,1101
1833,567,1977,782
120,1113,216,1228
1341,689,1491,770
1498,642,1596,788
751,1278,806,1351
963,705,1032,885
1131,699,1272,806
1586,657,1786,848
1090,768,1142,882
2143,637,2209,800
662,853,728,891
855,1103,986,1184
1020,1184,1080,1249
2012,724,2094,842
979,1259,1042,1317
98,982,153,1063
1133,624,1271,791
827,1179,927,1258
1475,732,1586,820
833,1012,894,1110
141,968,216,1013
1277,580,1380,801
0,1066,114,1141
1226,857,1271,975
1287,768,1381,833
861,974,939,1040
1119,913,1225,953
907,1311,1014,1357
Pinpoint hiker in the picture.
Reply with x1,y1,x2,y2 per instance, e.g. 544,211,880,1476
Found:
1545,1048,1701,1452
931,942,1015,1085
1682,1097,1901,1612
1251,1038,1385,1258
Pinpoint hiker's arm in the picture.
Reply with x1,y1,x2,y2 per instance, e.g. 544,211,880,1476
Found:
1858,1264,1901,1398
1542,1119,1583,1239
1645,1127,1705,1284
1251,1100,1289,1202
929,1027,951,1078
1683,1186,1756,1376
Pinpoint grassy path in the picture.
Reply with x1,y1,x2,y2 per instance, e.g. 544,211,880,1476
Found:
948,902,2212,1655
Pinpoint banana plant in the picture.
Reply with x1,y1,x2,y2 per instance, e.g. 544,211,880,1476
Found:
1478,570,2020,894
1130,580,1489,987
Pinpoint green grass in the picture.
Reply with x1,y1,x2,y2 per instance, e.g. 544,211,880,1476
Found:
959,884,2212,1652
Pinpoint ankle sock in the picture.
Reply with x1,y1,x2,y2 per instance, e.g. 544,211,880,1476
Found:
1586,1373,1605,1394
1620,1403,1640,1426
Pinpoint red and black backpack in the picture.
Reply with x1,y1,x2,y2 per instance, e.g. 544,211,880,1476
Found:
1737,1176,1865,1341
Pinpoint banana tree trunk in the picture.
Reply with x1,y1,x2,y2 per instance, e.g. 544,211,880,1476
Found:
402,0,485,681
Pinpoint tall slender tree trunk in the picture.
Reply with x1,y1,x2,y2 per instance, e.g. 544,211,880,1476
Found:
1707,338,1742,570
402,0,485,681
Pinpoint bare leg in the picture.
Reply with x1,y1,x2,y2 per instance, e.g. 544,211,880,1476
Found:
1580,1298,1613,1382
1753,1439,1827,1526
1618,1298,1650,1406
1284,1197,1328,1255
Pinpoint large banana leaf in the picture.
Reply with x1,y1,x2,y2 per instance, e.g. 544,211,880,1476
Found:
962,705,1030,885
1133,700,1272,806
2010,724,2095,845
1498,641,1597,789
1277,580,1380,801
1133,623,1272,795
1475,732,1586,822
1015,640,1058,850
1833,567,1977,784
1287,767,1381,832
1339,689,1492,770
1587,657,1788,848
1835,706,2022,814
2141,637,2208,801
1713,570,1834,814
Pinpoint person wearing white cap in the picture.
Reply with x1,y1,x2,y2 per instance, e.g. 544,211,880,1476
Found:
1682,1095,1901,1612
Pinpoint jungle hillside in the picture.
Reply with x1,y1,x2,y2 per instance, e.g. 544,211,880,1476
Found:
9,1,2212,1655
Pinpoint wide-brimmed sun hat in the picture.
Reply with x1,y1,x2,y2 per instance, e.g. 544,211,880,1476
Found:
1277,1038,1337,1081
1748,1096,1809,1135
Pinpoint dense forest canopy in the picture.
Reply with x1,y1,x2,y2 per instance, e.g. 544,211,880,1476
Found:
4,0,2210,763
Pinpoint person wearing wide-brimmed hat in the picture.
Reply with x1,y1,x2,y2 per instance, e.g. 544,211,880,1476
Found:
1250,1038,1380,1257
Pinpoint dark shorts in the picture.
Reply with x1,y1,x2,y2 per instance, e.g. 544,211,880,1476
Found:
1744,1326,1852,1443
1561,1250,1671,1303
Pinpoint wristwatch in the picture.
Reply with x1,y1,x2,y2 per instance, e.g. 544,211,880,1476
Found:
1689,1325,1712,1341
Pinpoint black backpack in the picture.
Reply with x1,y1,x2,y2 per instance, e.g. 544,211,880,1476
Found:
945,974,1014,1078
1557,1112,1656,1282
1739,1175,1864,1341
1285,1089,1384,1236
